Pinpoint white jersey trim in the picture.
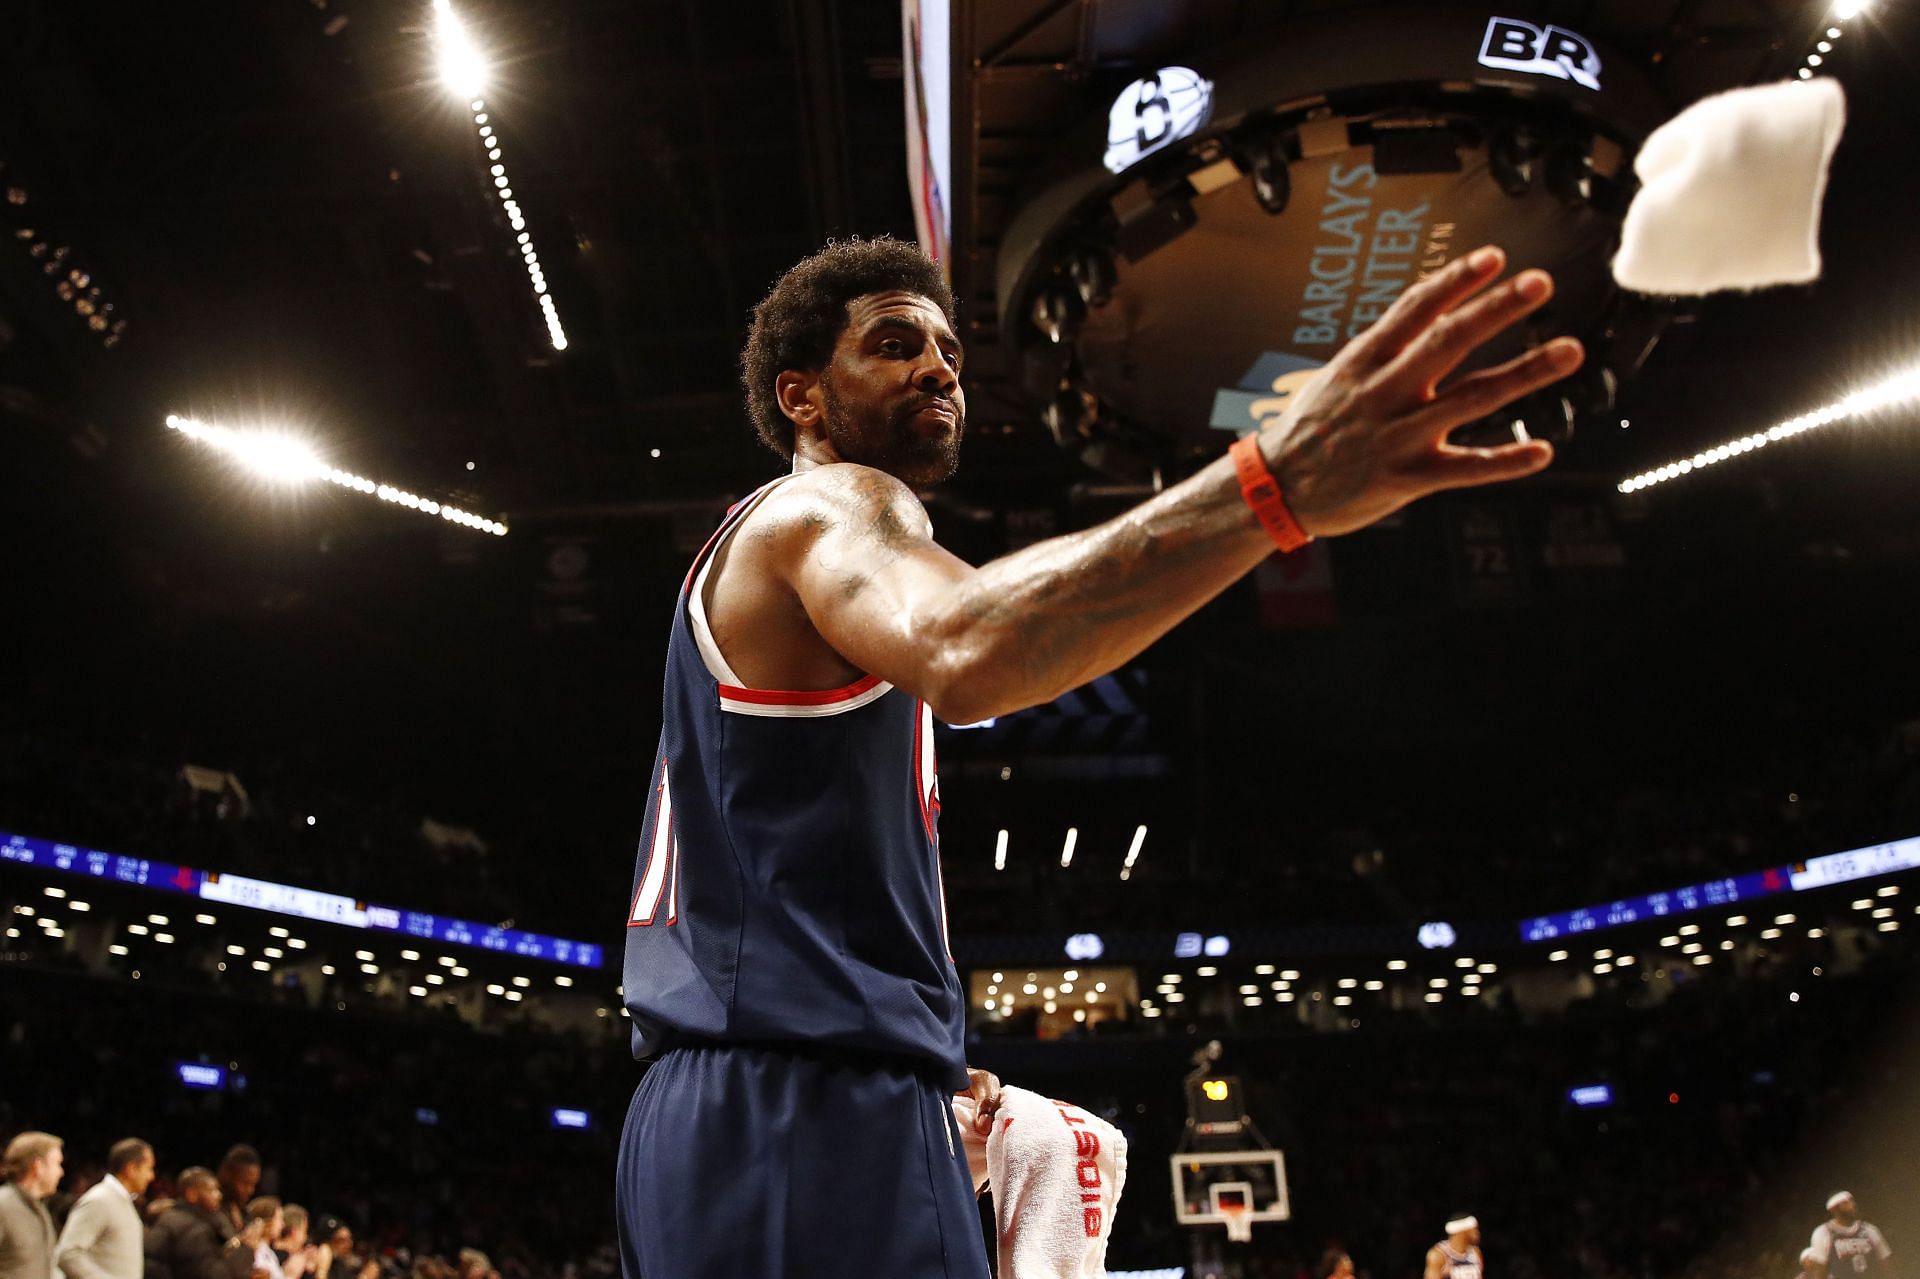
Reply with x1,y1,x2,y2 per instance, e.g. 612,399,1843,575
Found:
685,475,894,718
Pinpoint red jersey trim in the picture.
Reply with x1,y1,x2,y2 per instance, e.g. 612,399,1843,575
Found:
717,672,886,706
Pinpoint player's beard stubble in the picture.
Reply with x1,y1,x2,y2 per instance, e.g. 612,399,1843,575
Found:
820,369,964,486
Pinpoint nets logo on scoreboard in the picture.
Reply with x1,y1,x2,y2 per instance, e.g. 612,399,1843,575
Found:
1477,17,1602,90
1104,67,1214,174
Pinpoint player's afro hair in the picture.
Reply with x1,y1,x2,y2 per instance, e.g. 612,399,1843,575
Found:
740,237,957,461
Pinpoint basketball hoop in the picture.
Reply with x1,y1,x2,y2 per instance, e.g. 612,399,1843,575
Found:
1220,1203,1253,1244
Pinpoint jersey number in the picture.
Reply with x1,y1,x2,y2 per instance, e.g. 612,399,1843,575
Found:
628,763,679,926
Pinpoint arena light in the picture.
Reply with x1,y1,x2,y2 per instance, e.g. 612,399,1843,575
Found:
1619,362,1920,493
432,0,488,99
1123,825,1147,872
994,828,1008,871
1060,827,1078,868
6,192,129,348
165,415,508,535
455,97,568,350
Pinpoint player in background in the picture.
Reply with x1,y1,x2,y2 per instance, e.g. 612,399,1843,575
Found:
617,236,1582,1278
1811,1193,1895,1279
1426,1214,1484,1279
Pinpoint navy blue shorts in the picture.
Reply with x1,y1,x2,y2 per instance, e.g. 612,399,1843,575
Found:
616,1042,991,1279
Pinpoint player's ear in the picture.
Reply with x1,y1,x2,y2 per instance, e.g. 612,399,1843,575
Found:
775,369,823,432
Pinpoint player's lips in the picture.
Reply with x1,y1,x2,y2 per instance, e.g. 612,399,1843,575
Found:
910,401,959,433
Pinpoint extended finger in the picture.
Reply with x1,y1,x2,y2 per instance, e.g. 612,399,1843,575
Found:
1416,438,1556,493
1406,337,1583,437
1376,269,1557,402
1340,245,1505,367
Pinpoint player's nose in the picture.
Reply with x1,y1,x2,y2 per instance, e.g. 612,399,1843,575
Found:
913,354,958,397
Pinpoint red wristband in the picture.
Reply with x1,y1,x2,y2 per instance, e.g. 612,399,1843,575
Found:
1229,434,1312,553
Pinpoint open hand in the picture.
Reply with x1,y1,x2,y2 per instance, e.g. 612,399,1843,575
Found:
1265,245,1583,538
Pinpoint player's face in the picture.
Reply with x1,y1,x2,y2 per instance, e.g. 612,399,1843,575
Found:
1833,1199,1858,1225
817,292,967,486
1468,1227,1482,1247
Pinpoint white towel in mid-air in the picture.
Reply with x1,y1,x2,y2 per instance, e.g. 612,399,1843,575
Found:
1613,78,1845,295
952,1086,1128,1279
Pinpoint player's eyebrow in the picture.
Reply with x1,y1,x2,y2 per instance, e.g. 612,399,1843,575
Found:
864,313,964,362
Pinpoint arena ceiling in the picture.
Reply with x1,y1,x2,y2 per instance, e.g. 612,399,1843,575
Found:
2,0,1917,854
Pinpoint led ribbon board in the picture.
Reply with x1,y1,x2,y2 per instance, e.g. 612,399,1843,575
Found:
1518,835,1920,943
1,829,604,968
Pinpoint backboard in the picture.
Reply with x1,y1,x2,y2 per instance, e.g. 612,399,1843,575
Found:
1170,1150,1290,1226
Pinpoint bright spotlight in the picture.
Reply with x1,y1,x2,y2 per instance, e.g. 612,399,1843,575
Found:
165,414,508,535
433,1,490,99
1618,360,1920,494
1833,0,1869,18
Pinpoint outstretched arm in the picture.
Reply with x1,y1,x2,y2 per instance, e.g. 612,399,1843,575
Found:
767,246,1579,725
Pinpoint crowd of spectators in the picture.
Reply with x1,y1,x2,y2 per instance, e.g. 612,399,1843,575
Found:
0,972,623,1279
0,1132,532,1279
5,904,1913,1279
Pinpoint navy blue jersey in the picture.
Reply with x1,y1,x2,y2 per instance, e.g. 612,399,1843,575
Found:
621,477,968,1089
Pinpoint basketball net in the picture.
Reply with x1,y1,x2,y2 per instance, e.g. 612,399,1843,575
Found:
1221,1203,1253,1244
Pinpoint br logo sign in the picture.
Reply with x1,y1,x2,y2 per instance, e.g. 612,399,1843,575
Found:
1478,17,1602,91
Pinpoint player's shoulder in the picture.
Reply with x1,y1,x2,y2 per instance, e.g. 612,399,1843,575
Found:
752,464,932,543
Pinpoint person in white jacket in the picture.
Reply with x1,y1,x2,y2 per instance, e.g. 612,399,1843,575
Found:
56,1140,155,1279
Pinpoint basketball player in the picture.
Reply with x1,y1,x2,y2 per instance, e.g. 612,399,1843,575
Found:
1810,1193,1895,1279
616,237,1581,1277
1426,1214,1484,1279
